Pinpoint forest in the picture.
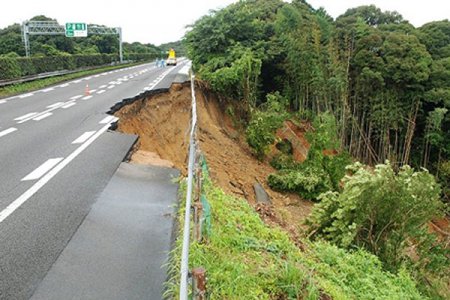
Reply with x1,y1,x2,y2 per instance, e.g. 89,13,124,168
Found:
184,0,450,298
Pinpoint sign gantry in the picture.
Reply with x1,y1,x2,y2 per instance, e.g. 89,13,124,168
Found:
21,20,123,63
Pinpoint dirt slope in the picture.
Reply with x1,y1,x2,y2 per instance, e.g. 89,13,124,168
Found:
114,82,313,235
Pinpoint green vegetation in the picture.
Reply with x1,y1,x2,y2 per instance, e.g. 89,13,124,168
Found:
268,113,351,200
0,15,160,58
183,0,450,297
158,40,187,57
0,54,140,80
0,62,142,98
185,0,450,176
0,15,185,81
166,172,427,299
307,162,448,269
246,92,288,159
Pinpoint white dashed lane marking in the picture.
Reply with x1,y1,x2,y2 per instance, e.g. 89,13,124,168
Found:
15,113,38,121
33,112,52,121
46,102,64,109
61,102,76,109
72,131,96,144
22,158,63,181
0,127,18,138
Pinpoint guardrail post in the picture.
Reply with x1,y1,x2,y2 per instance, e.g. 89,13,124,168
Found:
193,202,203,242
193,161,204,242
192,267,207,300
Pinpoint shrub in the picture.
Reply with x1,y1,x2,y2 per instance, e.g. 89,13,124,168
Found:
270,153,296,170
0,53,150,81
267,112,351,199
16,57,36,76
0,57,21,80
246,92,288,159
437,160,450,204
307,161,448,272
268,162,332,200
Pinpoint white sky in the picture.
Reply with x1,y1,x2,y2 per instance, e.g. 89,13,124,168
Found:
0,0,449,45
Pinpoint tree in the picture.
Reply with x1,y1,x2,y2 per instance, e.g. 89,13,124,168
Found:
307,162,448,273
185,0,284,112
0,24,24,56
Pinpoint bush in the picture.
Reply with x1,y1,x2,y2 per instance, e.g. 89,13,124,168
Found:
267,112,351,200
270,153,296,170
268,162,332,200
0,53,151,81
437,160,450,204
307,161,448,272
16,58,36,76
0,58,21,80
246,92,288,159
322,152,352,190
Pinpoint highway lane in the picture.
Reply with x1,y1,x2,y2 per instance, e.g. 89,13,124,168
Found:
0,60,188,299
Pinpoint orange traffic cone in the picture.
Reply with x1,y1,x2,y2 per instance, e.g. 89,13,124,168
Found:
85,84,90,96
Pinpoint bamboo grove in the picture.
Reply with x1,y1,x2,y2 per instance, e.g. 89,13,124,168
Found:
185,0,450,190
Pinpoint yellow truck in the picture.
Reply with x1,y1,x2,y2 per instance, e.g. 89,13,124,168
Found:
166,48,177,66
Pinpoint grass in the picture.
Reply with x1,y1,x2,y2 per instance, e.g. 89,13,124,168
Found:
165,168,426,299
0,62,147,98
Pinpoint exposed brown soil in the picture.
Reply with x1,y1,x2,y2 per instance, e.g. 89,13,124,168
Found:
114,82,313,235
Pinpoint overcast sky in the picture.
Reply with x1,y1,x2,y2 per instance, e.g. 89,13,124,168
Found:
1,0,448,45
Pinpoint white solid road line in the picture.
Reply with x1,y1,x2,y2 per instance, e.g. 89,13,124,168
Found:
0,122,113,223
179,65,190,75
61,102,76,109
33,112,52,121
42,88,54,92
46,102,64,109
97,90,106,94
59,83,69,88
72,131,96,144
22,158,64,181
19,93,33,99
0,127,17,138
0,100,6,104
147,66,177,90
99,115,118,124
15,112,38,121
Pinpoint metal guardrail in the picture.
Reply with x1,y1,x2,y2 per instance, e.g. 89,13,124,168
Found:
0,61,134,87
179,72,198,300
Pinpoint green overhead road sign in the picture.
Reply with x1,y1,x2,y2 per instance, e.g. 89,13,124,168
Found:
65,23,87,37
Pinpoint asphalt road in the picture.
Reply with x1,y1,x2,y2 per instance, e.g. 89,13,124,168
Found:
0,61,187,299
31,163,180,300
